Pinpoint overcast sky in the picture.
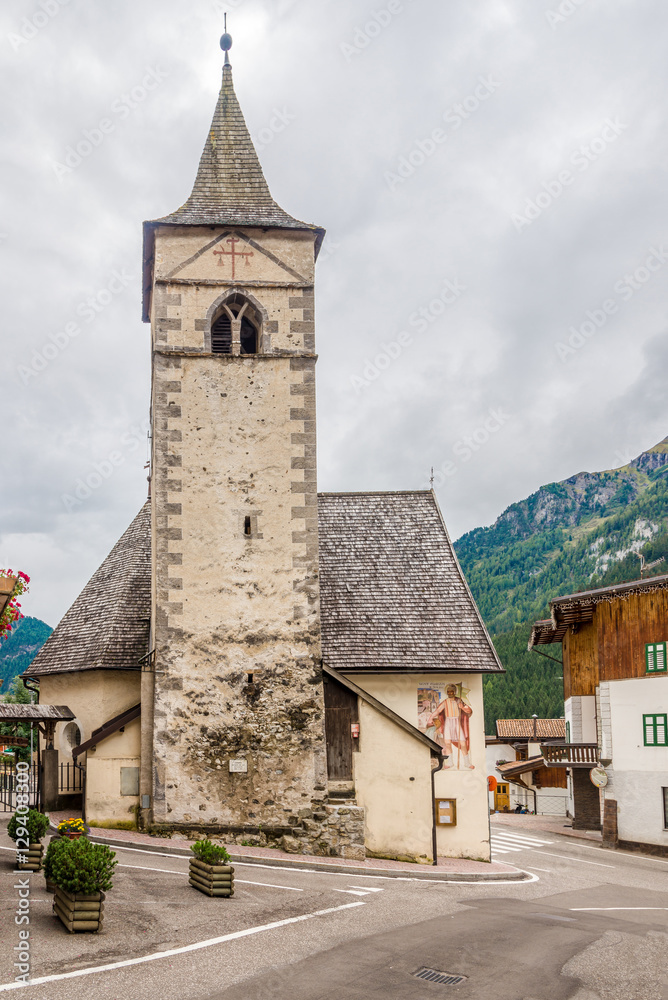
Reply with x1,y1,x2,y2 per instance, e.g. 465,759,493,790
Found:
1,0,667,627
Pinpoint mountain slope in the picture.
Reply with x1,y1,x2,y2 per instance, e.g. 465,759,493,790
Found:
0,617,52,696
453,437,668,732
455,437,668,636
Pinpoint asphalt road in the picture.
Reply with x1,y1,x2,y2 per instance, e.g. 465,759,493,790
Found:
0,822,666,999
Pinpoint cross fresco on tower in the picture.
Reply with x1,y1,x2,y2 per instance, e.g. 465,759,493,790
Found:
213,237,254,279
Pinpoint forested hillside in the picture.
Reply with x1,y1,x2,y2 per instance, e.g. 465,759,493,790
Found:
0,616,52,696
453,438,668,732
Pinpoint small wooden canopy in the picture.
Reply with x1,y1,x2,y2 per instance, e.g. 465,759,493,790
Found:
0,705,74,722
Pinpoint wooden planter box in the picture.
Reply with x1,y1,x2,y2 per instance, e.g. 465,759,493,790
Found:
54,887,105,934
189,859,235,897
17,843,43,873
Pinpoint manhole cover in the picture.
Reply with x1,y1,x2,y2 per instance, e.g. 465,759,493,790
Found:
413,967,468,986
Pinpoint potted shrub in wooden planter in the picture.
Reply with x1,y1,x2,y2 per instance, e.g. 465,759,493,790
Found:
8,809,50,872
57,817,86,840
49,837,117,934
43,835,70,893
189,840,235,897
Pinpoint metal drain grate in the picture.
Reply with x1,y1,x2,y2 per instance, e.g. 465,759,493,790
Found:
413,967,468,986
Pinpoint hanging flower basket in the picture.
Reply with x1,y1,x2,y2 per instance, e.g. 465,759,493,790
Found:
0,570,29,641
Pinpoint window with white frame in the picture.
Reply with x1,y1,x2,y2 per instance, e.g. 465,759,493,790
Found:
643,714,668,747
646,642,667,674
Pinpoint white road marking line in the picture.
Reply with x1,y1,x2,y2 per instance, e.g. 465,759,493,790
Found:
333,889,372,896
566,843,668,866
235,880,303,892
526,850,615,868
491,833,554,846
348,886,384,892
118,864,303,892
570,907,668,912
490,844,522,852
118,863,184,875
0,902,366,993
520,865,554,873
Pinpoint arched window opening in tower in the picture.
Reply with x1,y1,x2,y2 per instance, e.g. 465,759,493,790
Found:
211,294,261,355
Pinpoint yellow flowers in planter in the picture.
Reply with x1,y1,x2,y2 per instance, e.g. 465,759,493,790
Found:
57,818,85,836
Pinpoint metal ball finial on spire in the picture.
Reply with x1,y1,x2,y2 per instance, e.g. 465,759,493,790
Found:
220,13,233,66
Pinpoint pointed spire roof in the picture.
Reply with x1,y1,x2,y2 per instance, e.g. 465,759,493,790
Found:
152,63,323,237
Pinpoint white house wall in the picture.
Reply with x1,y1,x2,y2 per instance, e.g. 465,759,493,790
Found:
353,700,433,863
349,673,491,861
606,675,668,849
565,696,596,743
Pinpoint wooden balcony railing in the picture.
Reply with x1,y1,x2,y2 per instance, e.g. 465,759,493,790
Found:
540,743,598,767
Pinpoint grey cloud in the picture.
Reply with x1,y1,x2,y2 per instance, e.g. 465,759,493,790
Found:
2,0,666,625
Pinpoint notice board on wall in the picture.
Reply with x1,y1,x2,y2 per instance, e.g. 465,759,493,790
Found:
435,798,457,826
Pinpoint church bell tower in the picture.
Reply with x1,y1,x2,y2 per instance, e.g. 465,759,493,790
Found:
140,30,329,839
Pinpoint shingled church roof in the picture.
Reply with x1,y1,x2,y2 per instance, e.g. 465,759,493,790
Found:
26,493,502,678
317,491,504,675
24,503,151,678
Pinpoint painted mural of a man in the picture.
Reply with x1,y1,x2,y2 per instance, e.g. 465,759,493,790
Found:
429,684,474,769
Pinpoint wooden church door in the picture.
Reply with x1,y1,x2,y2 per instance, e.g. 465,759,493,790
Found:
323,676,358,780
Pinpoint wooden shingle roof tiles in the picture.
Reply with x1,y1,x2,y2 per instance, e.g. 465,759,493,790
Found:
149,64,323,237
24,503,151,678
317,491,504,675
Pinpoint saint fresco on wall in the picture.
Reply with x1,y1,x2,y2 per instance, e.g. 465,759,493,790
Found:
417,683,475,769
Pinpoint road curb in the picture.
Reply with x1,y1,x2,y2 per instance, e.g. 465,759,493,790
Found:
84,833,531,882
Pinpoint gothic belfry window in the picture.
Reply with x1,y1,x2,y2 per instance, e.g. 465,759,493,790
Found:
211,294,261,355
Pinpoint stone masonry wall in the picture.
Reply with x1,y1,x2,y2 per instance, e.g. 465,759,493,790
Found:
148,226,359,856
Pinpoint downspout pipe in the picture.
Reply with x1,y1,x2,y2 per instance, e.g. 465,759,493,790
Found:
431,754,445,866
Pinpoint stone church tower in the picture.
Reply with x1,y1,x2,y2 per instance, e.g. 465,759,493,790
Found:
140,37,329,840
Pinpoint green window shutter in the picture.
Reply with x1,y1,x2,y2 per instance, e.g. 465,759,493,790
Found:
657,716,668,746
566,720,571,743
646,643,667,673
644,715,655,745
644,714,668,746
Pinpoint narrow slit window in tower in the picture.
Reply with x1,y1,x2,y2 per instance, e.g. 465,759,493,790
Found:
244,516,252,537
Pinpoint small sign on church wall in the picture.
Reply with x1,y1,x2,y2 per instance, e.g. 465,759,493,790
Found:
229,759,248,773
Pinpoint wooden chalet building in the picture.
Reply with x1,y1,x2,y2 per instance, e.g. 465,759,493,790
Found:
486,718,567,815
530,574,668,853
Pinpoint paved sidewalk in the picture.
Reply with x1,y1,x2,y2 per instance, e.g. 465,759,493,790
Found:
47,810,529,882
491,812,602,844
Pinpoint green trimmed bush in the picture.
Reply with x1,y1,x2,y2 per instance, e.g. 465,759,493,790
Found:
48,836,117,894
43,836,70,883
190,839,231,865
7,808,49,844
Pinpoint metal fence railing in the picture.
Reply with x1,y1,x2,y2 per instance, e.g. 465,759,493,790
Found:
0,763,40,813
59,761,85,794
